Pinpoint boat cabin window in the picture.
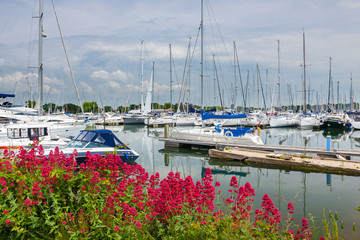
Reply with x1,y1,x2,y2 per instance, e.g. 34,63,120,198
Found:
82,132,97,142
75,131,88,141
93,135,105,144
7,128,27,139
29,127,48,140
7,127,47,140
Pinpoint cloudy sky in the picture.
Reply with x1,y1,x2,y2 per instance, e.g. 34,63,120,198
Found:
0,0,360,109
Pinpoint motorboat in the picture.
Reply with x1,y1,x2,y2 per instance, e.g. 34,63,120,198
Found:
320,112,352,129
0,122,69,151
47,129,139,165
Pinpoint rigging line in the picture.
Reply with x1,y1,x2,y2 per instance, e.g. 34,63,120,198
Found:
25,1,39,102
205,1,232,107
177,39,191,112
51,0,84,113
206,0,232,65
0,1,19,35
235,43,245,108
170,49,180,90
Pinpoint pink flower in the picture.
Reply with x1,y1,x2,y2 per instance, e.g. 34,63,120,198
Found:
3,210,8,215
114,225,120,232
6,219,10,225
81,186,86,191
215,181,221,187
80,229,86,233
62,221,66,225
135,221,142,229
287,202,294,210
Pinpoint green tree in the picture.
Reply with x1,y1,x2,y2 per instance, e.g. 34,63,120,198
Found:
63,103,81,114
104,106,113,112
43,102,57,113
83,102,99,113
117,106,126,113
25,100,36,108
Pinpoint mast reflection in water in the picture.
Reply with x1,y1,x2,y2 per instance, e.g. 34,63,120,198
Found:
104,125,360,239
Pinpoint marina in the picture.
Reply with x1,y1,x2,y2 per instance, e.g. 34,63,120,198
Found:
1,0,360,237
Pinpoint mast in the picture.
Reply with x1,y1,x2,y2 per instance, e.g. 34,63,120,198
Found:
257,63,260,110
169,44,173,110
152,61,155,111
200,0,204,110
350,73,353,111
232,41,238,110
277,40,281,111
327,57,332,111
303,31,306,113
37,0,45,116
140,41,145,114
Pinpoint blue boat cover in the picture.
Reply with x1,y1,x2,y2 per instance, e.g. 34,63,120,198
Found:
0,93,15,98
201,110,246,120
76,129,129,149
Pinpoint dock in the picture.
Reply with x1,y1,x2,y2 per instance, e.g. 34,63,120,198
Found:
209,147,360,176
159,137,360,159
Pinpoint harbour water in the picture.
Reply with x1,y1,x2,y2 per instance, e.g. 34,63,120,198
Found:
107,125,360,239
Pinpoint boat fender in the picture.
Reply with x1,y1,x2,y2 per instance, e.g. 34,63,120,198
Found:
124,153,128,160
255,127,261,135
224,131,233,138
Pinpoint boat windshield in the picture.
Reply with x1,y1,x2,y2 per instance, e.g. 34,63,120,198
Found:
65,141,89,148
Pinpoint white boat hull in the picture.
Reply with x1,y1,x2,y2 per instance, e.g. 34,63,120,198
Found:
170,128,263,145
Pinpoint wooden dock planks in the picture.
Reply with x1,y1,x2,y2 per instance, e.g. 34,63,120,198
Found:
209,147,360,176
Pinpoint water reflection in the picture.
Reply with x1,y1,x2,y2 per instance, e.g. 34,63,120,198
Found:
103,125,360,239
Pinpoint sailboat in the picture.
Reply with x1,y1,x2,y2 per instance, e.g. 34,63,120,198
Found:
320,57,352,130
269,40,297,128
169,0,263,146
297,31,319,128
123,41,153,125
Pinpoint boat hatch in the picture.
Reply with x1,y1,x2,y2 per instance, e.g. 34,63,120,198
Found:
7,127,48,140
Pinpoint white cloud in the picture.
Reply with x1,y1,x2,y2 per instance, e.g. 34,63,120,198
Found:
90,69,133,83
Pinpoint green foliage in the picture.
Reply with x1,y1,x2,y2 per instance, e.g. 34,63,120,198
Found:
104,106,113,112
63,103,81,114
43,102,57,113
25,100,36,108
83,102,99,113
0,145,348,239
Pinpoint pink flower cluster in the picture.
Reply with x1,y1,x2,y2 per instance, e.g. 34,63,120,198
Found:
0,141,313,238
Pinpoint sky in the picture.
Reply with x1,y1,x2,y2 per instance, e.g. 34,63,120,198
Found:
0,0,360,110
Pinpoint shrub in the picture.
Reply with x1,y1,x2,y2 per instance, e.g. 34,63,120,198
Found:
0,143,324,239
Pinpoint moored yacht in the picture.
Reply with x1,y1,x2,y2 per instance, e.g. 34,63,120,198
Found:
46,129,139,165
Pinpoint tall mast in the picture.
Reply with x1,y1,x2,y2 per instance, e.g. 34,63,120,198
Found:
303,31,306,113
233,41,237,110
277,40,281,110
169,44,173,110
350,73,353,111
152,61,155,111
200,0,204,110
38,0,45,116
140,41,145,113
257,63,260,110
327,57,332,111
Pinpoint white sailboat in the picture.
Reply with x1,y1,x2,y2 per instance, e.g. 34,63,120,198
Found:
297,31,318,129
169,0,263,145
123,42,153,125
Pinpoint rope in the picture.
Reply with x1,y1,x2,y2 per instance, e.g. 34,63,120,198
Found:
51,0,84,113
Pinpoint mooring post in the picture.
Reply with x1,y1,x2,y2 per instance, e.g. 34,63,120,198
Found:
164,124,169,138
326,135,331,151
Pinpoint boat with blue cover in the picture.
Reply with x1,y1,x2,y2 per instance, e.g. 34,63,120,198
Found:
48,129,139,165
